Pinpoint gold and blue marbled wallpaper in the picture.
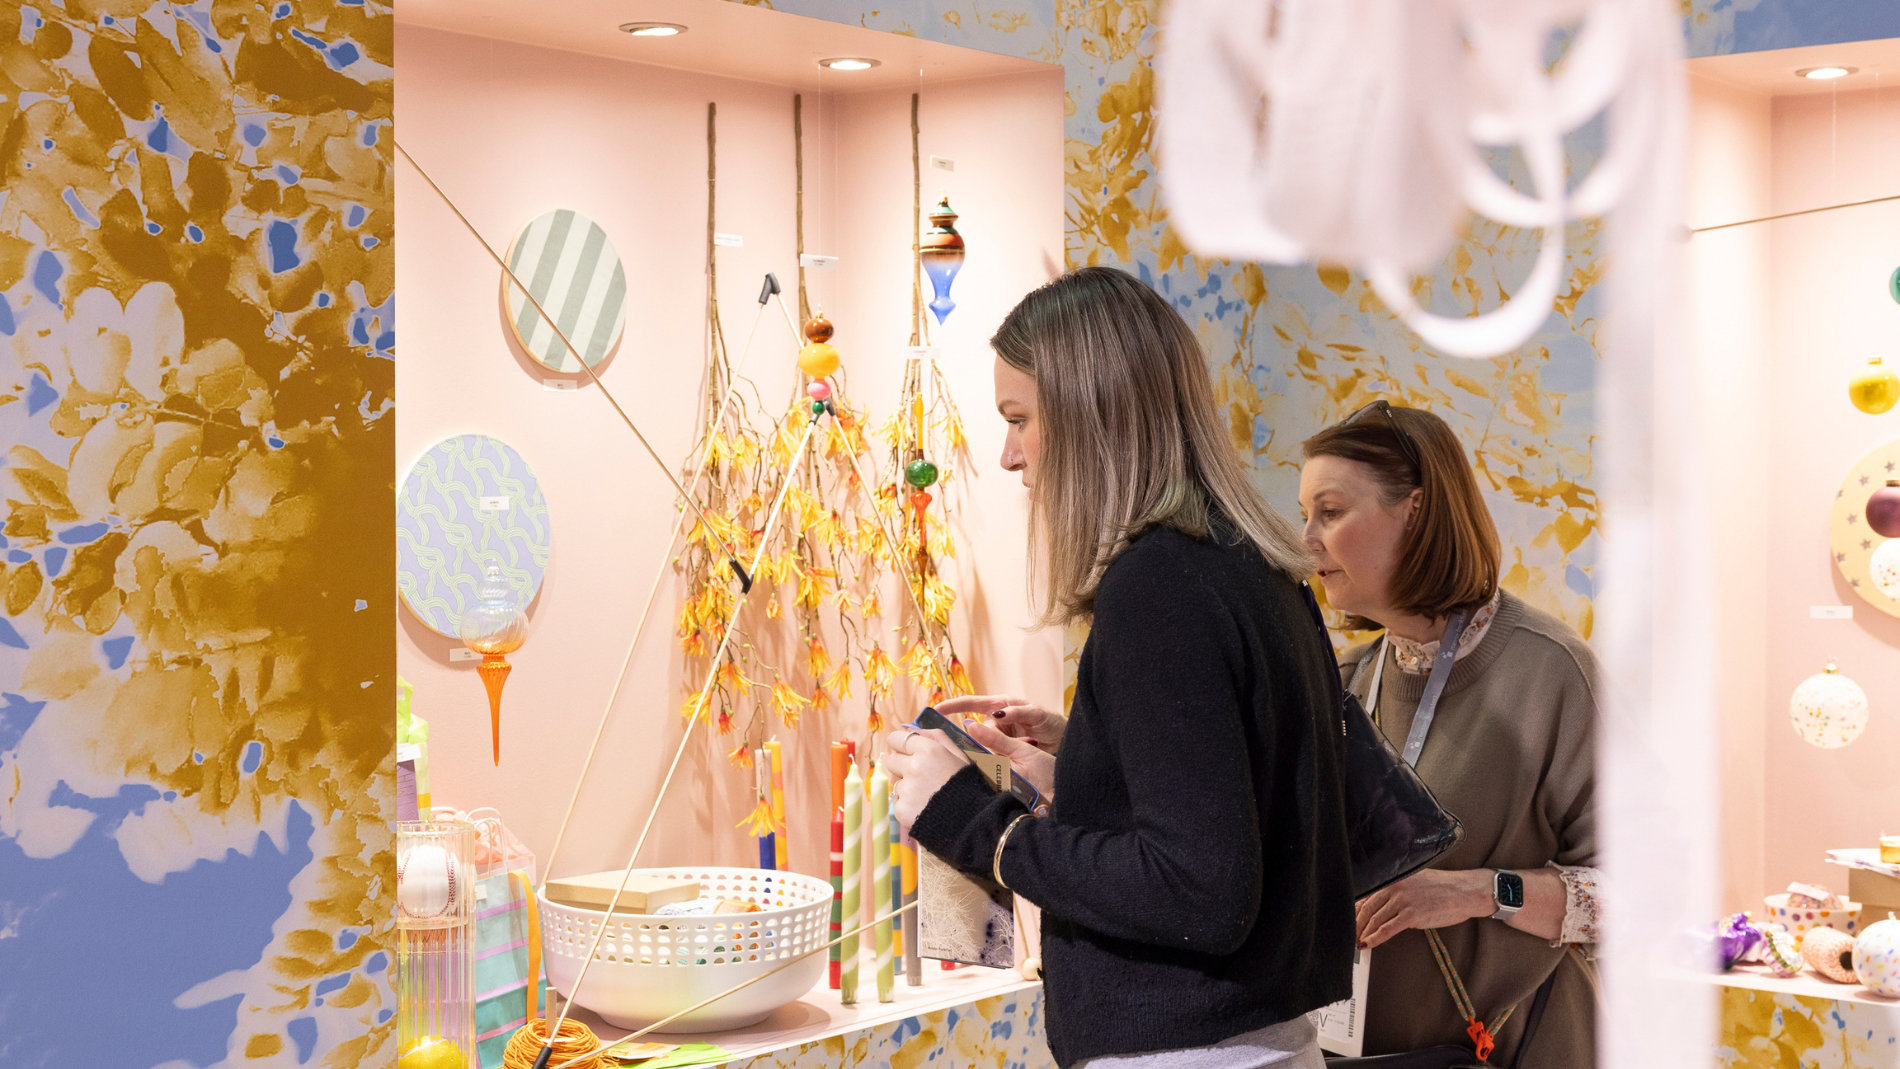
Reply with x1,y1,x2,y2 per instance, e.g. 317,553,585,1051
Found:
1717,985,1900,1069
1685,0,1900,59
0,1,394,1064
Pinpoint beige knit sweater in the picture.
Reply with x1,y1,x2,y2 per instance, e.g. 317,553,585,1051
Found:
1341,591,1599,1068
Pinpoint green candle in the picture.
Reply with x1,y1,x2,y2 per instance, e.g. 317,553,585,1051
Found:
870,761,894,1002
841,762,863,1004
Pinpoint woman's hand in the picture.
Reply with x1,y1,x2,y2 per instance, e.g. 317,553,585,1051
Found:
935,694,1068,752
961,716,1056,807
884,728,970,830
1355,869,1493,949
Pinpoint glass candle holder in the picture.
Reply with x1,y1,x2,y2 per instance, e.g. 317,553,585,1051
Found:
396,819,477,1069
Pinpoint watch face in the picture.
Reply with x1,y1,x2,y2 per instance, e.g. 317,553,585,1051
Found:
1496,871,1526,909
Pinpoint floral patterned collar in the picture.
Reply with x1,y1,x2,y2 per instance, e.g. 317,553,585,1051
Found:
1388,591,1502,674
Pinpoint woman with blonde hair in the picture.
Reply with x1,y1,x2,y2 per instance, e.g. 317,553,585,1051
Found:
1298,402,1599,1068
886,266,1355,1068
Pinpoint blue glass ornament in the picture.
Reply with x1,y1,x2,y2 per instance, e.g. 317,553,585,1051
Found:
921,197,965,325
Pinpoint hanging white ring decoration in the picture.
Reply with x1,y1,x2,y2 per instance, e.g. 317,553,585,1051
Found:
1156,0,1674,359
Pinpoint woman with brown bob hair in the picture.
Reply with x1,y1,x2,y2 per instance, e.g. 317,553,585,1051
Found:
886,266,1355,1068
1298,402,1600,1068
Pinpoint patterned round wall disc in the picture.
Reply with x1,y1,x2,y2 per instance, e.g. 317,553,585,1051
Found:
502,209,628,371
397,433,552,638
1830,436,1900,620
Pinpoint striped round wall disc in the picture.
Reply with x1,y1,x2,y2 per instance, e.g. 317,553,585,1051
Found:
502,209,628,371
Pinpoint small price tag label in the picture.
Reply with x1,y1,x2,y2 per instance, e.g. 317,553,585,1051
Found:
930,155,955,172
449,647,479,662
713,232,744,247
1810,605,1854,620
800,253,840,269
544,379,578,393
906,346,940,361
479,496,508,511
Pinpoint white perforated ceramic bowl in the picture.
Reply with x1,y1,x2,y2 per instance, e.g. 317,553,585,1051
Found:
540,867,832,1033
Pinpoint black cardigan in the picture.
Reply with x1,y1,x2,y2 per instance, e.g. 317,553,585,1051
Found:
911,524,1356,1066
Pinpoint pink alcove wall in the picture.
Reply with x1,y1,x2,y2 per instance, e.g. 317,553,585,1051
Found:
1686,73,1774,916
394,23,1064,883
1759,85,1900,901
1689,74,1900,912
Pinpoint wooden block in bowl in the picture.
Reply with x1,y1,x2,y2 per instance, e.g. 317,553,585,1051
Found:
545,872,701,914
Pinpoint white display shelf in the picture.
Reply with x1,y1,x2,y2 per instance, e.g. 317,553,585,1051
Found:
1713,962,1899,1009
559,952,1044,1062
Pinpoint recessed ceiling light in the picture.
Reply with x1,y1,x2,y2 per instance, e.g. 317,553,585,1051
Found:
620,22,686,37
818,57,880,71
1797,65,1856,80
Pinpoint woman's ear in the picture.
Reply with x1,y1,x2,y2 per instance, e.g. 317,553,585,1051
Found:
1404,487,1424,530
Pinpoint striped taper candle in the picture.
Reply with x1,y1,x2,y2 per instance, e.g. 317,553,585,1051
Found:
889,809,903,958
828,807,843,989
841,762,863,1003
870,761,893,1002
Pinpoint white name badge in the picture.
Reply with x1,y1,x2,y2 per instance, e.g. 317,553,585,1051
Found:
1314,946,1371,1057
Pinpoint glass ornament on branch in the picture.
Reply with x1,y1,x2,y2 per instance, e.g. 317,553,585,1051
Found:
920,197,965,325
868,345,976,715
674,302,940,769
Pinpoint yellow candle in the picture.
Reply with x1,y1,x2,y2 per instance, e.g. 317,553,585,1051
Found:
766,739,788,870
900,832,921,985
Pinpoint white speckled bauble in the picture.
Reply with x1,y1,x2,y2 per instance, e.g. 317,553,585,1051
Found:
1873,539,1900,600
1853,916,1900,998
398,841,460,920
1788,663,1870,749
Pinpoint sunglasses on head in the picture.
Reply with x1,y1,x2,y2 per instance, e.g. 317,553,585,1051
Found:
1342,399,1422,473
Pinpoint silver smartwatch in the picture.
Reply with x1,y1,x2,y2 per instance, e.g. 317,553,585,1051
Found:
1491,869,1525,921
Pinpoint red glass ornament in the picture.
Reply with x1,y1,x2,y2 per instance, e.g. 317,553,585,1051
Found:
1868,479,1900,538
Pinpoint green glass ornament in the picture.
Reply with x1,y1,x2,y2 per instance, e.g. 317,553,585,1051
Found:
905,458,940,489
812,400,827,416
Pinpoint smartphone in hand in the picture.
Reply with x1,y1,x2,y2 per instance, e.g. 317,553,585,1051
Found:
912,706,1043,811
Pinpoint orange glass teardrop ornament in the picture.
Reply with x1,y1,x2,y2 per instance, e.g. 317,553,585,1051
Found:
477,656,512,765
458,564,527,765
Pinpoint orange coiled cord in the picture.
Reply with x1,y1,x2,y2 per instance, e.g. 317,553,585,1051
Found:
501,1017,606,1069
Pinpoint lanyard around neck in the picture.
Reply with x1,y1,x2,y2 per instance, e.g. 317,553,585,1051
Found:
1365,606,1472,768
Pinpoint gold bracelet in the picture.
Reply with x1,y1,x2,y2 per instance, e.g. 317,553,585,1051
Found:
993,812,1035,888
